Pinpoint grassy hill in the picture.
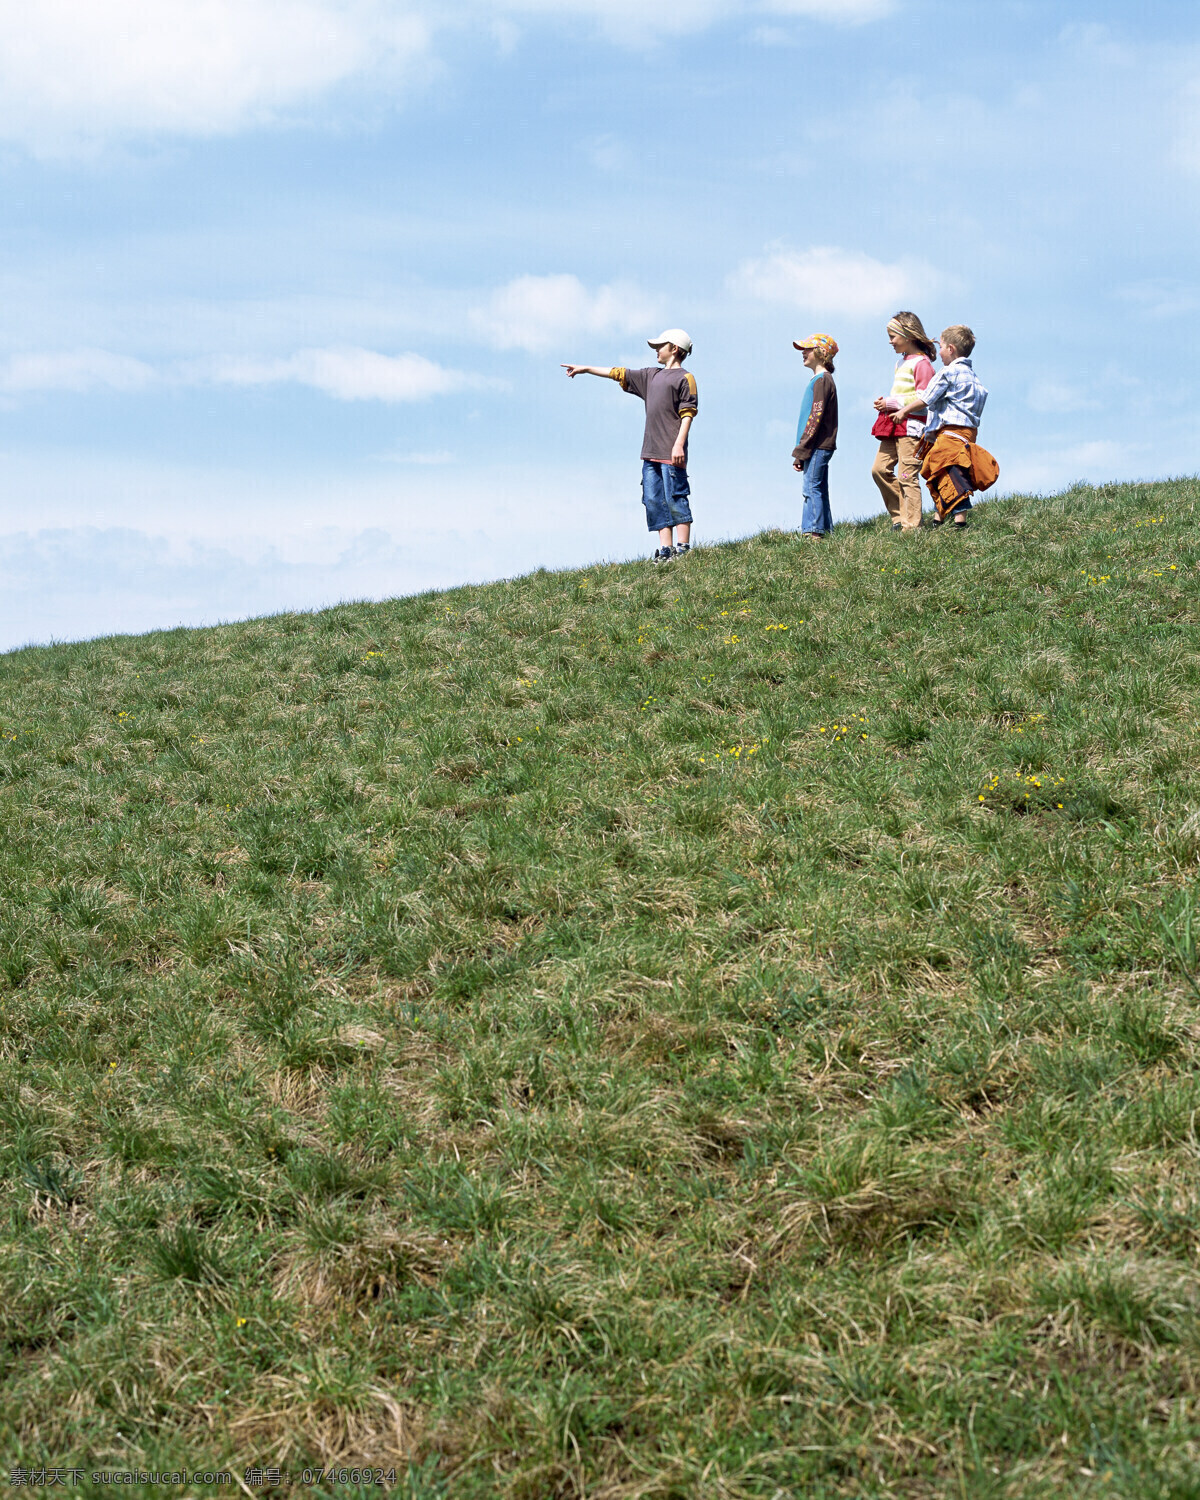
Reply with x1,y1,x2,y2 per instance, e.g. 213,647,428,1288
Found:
2,478,1199,1498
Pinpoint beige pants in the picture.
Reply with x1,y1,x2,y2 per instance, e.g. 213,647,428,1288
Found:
871,436,923,529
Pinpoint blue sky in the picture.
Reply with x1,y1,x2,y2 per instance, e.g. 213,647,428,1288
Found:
1,0,1197,650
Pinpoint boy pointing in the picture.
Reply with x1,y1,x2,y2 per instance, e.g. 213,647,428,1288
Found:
563,329,698,562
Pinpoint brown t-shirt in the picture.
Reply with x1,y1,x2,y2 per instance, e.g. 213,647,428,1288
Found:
792,372,838,461
610,365,698,463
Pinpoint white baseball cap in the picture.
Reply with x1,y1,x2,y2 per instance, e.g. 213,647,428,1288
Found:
648,328,693,355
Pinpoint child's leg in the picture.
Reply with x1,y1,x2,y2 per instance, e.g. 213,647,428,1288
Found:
871,440,901,519
663,465,693,549
802,450,832,535
642,461,671,550
930,468,973,523
799,459,817,534
814,449,832,534
895,436,923,530
673,522,691,548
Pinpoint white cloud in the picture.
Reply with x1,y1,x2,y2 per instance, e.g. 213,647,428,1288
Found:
0,0,431,152
202,347,490,402
0,0,897,151
492,0,892,39
473,274,661,354
1056,22,1131,65
584,133,631,174
1003,440,1135,495
765,0,892,19
0,349,158,393
1026,379,1098,414
483,0,730,41
379,448,455,465
0,345,489,404
1116,278,1200,318
729,244,937,320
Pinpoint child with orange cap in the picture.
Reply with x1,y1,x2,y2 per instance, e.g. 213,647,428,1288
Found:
792,334,838,538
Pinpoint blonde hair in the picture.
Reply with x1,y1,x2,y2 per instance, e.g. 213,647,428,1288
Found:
941,324,976,357
888,311,937,361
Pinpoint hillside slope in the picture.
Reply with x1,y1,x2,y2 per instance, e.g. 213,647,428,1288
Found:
2,479,1199,1497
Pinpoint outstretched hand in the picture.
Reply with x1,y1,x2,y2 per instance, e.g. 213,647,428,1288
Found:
562,364,584,378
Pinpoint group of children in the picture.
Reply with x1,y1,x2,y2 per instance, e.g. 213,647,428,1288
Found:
563,310,995,557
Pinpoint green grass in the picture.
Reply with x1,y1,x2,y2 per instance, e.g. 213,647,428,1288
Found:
2,479,1200,1497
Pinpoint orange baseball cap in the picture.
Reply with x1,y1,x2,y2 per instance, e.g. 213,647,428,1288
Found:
793,334,838,360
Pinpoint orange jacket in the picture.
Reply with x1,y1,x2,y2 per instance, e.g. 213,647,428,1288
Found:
919,428,999,492
918,427,1000,519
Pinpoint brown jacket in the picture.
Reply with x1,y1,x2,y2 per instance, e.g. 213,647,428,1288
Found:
793,373,838,461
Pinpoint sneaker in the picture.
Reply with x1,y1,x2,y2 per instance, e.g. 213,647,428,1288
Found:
674,543,691,557
652,546,674,563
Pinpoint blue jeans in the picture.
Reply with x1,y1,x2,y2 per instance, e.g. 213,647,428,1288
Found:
800,449,833,535
641,460,693,532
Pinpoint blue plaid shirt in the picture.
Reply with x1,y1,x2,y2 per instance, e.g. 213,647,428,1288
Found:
922,357,987,435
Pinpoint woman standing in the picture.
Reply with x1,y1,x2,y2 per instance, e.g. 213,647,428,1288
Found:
871,312,937,532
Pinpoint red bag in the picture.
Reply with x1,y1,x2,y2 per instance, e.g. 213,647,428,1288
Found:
871,412,906,440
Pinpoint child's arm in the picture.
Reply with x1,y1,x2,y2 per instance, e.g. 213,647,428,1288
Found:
562,365,622,379
892,396,925,422
894,364,943,424
671,413,693,467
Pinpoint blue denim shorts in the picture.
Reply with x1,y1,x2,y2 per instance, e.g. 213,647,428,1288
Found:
641,460,693,532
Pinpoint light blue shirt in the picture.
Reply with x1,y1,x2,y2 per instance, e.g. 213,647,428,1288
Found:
795,375,816,448
922,357,987,434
